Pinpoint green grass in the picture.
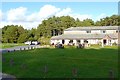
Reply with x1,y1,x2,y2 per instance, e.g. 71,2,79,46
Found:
2,46,118,78
0,43,26,49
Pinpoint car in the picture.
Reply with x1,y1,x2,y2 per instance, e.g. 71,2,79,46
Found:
55,43,64,49
24,41,40,45
24,41,31,45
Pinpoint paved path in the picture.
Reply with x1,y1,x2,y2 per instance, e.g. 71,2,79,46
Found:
0,72,16,80
0,45,41,53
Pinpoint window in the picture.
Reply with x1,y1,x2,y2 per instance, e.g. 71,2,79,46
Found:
69,40,73,43
116,30,120,33
84,40,88,43
102,30,106,33
86,30,91,33
77,40,80,43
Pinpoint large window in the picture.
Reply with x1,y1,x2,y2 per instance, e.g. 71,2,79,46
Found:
101,30,106,33
86,30,91,33
116,30,120,33
69,40,73,43
77,40,80,43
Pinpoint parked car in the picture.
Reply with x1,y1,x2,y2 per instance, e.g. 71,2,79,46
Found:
55,42,64,49
24,41,40,45
24,41,31,45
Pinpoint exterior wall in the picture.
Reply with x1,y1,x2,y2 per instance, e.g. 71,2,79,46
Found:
64,31,86,34
91,30,101,34
64,39,70,45
51,39,118,46
86,39,101,44
81,39,84,44
64,30,117,34
50,40,62,45
106,30,116,34
51,27,118,46
111,39,118,44
73,40,77,45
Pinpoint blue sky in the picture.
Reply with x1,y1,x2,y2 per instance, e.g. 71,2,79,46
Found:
1,2,118,29
2,2,118,15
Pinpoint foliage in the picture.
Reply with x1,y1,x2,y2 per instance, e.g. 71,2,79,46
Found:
38,37,50,45
2,15,120,43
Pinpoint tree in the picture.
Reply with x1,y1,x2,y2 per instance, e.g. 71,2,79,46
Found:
4,26,19,43
17,33,29,43
82,19,94,26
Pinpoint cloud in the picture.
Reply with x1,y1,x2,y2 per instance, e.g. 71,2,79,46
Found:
6,7,27,22
95,13,107,21
38,5,60,18
1,21,40,29
2,5,94,29
26,5,60,22
55,8,72,17
69,14,92,21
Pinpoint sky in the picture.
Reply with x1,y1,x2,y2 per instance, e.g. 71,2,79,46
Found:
0,2,118,29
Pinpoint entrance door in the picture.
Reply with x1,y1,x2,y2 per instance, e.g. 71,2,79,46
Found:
103,39,107,45
62,40,64,44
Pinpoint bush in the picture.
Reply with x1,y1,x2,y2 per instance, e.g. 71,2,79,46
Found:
38,37,50,45
113,42,117,46
76,43,84,49
55,43,64,49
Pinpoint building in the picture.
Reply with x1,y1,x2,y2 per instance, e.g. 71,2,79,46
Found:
50,26,120,47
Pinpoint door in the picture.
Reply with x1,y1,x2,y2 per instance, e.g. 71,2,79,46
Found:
62,40,64,44
103,39,107,45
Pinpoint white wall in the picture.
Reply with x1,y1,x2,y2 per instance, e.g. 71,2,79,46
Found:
87,39,101,44
91,30,101,34
106,30,116,34
64,39,70,45
73,40,77,45
50,40,62,45
64,31,86,34
64,30,117,34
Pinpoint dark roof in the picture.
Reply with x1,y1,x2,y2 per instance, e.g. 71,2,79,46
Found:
51,34,118,40
65,26,119,31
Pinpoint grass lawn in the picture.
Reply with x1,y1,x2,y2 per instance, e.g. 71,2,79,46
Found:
2,46,118,78
0,43,26,49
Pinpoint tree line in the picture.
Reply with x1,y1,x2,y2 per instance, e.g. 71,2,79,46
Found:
1,15,120,43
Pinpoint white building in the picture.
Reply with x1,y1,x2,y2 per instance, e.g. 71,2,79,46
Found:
50,26,120,46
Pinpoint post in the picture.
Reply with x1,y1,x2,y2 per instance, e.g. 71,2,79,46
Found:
102,40,104,47
20,48,21,51
8,50,10,52
109,70,114,80
43,65,48,78
9,59,14,67
72,68,77,78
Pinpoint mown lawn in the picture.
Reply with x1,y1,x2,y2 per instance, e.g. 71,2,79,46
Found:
2,46,118,78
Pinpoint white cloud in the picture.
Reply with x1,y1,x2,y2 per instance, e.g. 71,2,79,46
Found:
38,5,60,19
26,12,39,22
2,5,100,29
95,13,107,21
55,8,72,17
7,7,27,21
69,14,92,21
26,5,60,22
1,21,40,29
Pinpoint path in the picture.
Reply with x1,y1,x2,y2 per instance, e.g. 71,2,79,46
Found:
0,45,43,53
